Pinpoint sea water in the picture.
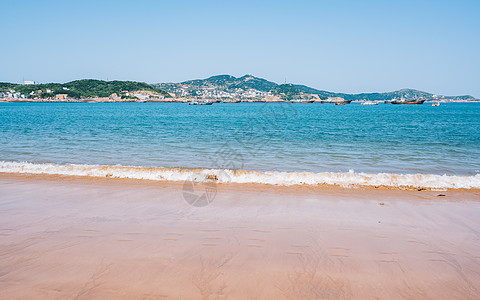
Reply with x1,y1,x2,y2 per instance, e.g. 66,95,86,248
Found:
1,102,479,188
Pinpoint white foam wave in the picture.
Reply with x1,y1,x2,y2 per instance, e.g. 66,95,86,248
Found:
1,161,479,189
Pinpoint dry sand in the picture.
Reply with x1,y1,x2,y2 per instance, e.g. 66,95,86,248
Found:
1,173,480,299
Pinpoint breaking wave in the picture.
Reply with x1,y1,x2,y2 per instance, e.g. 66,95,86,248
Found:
1,161,479,189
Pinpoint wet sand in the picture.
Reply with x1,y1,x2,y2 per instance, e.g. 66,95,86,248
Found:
1,173,480,299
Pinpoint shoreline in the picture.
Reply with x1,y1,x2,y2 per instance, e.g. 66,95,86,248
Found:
1,99,480,104
1,171,480,193
1,160,479,190
1,173,480,299
2,171,480,196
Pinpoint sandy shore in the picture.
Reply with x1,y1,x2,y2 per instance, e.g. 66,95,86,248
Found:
1,173,480,299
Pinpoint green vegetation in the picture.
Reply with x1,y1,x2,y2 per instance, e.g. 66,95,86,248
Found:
271,84,305,100
0,79,170,99
155,74,279,96
3,75,475,102
294,85,477,101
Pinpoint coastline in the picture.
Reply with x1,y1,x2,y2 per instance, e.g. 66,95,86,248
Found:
1,161,480,190
1,173,480,299
1,98,479,103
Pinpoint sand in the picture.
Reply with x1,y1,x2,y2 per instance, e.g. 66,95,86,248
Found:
1,173,480,299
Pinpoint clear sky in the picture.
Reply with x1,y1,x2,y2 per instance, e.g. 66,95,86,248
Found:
1,0,479,97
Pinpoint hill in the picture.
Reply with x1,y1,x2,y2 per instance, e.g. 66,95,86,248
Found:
294,85,477,102
156,74,477,102
156,75,279,99
271,84,312,101
0,80,170,99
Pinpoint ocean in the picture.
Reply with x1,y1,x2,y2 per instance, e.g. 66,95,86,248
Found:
1,102,479,188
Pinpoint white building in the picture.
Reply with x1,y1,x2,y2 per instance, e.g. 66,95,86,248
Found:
23,80,36,85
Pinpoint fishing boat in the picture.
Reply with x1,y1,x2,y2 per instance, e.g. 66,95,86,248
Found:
390,97,425,105
432,101,440,106
361,101,379,105
293,100,315,103
188,101,213,105
322,97,352,105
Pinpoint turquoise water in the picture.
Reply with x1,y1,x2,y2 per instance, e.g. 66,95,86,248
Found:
1,102,479,176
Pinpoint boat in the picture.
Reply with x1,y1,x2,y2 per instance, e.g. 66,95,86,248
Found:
390,97,425,105
361,101,379,105
188,101,213,105
432,101,440,106
292,100,315,103
322,97,352,105
335,99,352,105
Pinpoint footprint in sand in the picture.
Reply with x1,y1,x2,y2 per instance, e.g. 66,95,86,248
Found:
0,233,9,236
253,230,271,233
380,252,398,255
164,238,178,241
287,252,304,255
331,254,350,258
200,243,217,246
205,237,224,240
85,229,100,232
201,229,220,233
126,232,144,235
117,239,133,242
247,244,263,248
77,236,95,238
166,233,183,236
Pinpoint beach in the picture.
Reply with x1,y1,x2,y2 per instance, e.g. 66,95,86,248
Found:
1,173,480,299
3,0,480,298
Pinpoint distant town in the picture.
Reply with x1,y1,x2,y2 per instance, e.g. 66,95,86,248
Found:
1,75,478,104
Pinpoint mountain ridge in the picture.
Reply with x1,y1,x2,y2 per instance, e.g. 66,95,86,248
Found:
156,74,477,101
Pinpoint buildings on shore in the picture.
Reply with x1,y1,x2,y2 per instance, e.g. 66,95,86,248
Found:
0,80,477,103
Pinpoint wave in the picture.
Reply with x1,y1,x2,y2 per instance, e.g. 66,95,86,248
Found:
1,161,479,189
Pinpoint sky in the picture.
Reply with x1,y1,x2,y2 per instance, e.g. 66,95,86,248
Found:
1,0,479,97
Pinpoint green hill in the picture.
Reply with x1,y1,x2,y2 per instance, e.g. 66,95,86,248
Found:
294,85,477,101
271,84,306,100
156,74,278,98
0,79,170,99
156,74,477,102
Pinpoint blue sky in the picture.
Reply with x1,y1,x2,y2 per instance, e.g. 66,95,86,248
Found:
1,0,479,97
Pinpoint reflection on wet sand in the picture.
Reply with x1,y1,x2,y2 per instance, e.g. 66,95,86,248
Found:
1,174,480,299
